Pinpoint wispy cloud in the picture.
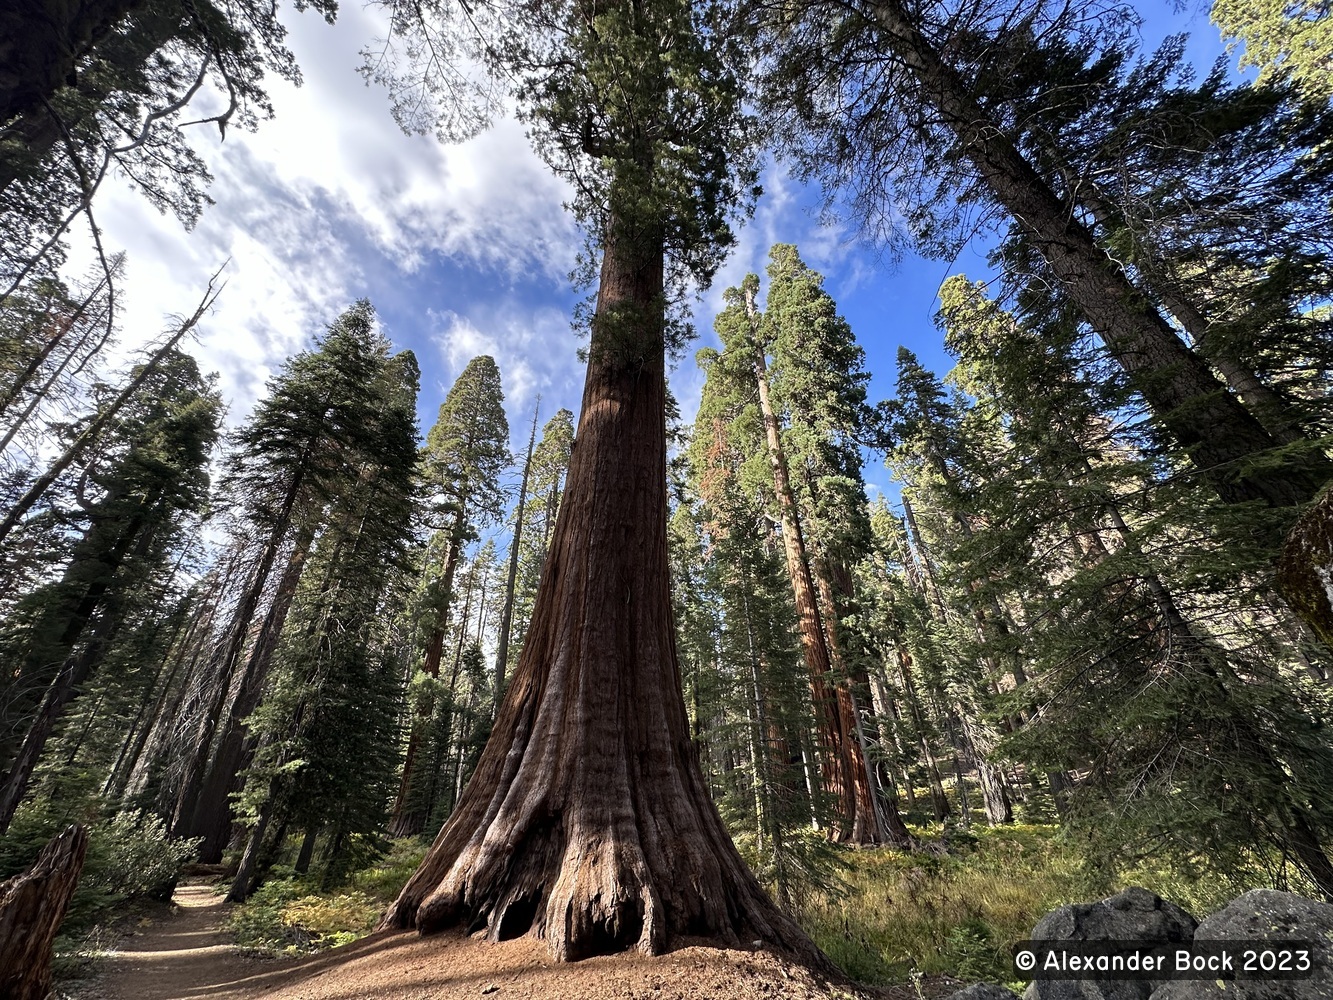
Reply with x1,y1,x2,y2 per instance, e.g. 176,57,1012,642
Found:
62,1,577,427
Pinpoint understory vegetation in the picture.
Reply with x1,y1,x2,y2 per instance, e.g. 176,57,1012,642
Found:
2,0,1333,984
222,815,1266,988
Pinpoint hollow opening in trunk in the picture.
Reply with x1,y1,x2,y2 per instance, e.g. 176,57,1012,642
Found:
564,897,645,961
496,891,542,941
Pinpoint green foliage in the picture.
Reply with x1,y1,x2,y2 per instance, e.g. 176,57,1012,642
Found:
229,875,380,955
0,801,200,932
1214,0,1333,103
799,825,1097,985
0,0,337,284
733,826,851,915
421,355,510,536
82,810,199,906
926,276,1333,893
228,303,420,875
228,839,428,955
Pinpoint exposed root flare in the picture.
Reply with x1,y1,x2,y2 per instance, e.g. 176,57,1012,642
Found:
380,215,830,976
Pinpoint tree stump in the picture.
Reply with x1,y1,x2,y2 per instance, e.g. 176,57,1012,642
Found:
0,824,89,1000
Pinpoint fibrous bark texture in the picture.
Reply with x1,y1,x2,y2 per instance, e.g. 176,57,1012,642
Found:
1278,486,1333,656
0,824,89,1000
382,223,824,968
0,0,142,128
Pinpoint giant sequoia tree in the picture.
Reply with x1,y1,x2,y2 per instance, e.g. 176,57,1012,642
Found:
371,0,818,964
391,355,509,837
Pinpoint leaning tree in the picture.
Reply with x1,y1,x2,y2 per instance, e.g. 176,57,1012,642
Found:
370,0,822,966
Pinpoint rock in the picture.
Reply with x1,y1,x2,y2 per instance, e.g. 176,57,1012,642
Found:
1149,889,1333,1000
1023,888,1198,1000
1031,888,1198,946
0,824,90,1000
947,985,1022,1000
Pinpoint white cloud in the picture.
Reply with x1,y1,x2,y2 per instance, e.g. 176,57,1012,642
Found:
428,304,585,450
61,1,578,427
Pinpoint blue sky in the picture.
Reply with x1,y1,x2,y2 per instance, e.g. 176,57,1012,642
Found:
64,0,1235,511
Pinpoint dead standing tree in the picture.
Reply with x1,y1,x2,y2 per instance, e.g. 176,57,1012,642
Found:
0,825,90,1000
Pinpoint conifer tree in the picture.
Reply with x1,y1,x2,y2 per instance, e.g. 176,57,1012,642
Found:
374,0,818,961
757,0,1332,510
225,340,420,901
888,347,1017,825
1213,0,1333,103
391,355,508,837
495,400,541,705
762,245,913,842
503,408,575,672
0,348,220,833
934,276,1333,896
172,301,400,861
680,381,841,906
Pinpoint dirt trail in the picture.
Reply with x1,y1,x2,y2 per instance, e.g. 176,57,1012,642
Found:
89,882,940,1000
95,883,261,1000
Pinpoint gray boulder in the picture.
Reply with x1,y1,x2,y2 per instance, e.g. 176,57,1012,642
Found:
1149,889,1333,1000
1023,888,1198,1000
1031,888,1199,945
948,986,1021,1000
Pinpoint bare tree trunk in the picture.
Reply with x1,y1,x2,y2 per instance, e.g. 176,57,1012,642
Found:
894,644,949,822
186,521,316,862
294,825,319,875
0,276,221,549
812,555,911,845
381,199,821,966
120,549,242,804
496,400,540,707
0,271,112,435
0,824,89,1000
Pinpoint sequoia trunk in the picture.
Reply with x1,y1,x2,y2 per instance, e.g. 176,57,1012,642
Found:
382,205,822,965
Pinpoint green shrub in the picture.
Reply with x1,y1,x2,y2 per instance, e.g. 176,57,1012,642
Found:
799,824,1099,986
228,838,427,956
0,801,199,934
229,873,382,955
348,838,429,901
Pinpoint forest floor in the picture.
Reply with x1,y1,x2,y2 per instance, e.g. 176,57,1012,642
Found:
67,880,964,1000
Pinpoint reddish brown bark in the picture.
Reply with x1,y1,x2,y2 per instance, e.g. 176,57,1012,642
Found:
812,556,913,846
382,215,821,966
0,824,89,1000
743,293,884,845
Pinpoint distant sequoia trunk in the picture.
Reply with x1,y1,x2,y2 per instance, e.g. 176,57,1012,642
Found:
381,193,823,966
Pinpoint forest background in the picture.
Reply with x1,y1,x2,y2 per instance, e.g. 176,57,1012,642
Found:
1,0,1332,989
